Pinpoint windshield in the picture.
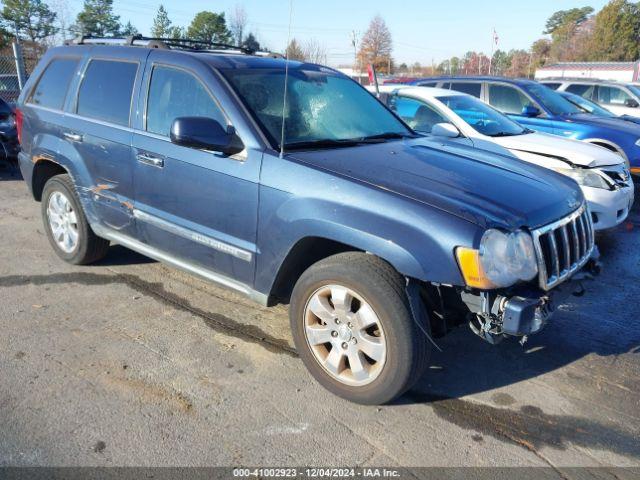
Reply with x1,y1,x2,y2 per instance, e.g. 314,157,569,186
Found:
437,94,527,137
527,83,582,116
561,92,616,117
220,66,412,150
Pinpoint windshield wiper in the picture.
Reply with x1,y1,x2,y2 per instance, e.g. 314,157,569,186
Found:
490,131,522,137
358,132,414,142
283,138,362,151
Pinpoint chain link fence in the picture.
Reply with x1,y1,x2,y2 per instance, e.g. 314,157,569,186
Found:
0,43,45,104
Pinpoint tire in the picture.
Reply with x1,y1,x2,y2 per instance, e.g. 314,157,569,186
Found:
41,174,110,265
289,252,431,405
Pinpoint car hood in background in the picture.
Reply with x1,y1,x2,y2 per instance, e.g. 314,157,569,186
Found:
560,113,640,136
289,138,583,230
492,131,623,168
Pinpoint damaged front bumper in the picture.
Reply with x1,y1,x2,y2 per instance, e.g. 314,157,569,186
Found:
462,248,601,343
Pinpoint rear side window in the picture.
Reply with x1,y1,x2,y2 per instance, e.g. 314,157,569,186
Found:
76,60,138,126
488,84,532,115
566,84,595,98
29,57,79,110
597,85,633,105
146,65,227,137
449,82,481,98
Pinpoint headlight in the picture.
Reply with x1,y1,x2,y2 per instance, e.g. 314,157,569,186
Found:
634,138,640,147
554,167,610,189
456,229,538,289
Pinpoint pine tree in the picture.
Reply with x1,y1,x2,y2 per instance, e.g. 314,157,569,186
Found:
1,0,57,42
151,5,172,38
73,0,121,37
588,0,640,61
186,11,231,44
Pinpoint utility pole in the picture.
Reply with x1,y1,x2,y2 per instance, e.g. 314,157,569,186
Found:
12,20,26,91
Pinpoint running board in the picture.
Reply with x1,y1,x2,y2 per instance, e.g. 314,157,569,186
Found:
92,226,269,306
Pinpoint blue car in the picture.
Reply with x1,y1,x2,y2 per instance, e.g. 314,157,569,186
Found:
16,39,598,404
409,76,640,176
559,90,640,127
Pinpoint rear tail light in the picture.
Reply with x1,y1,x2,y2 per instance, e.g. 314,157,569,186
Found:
15,108,23,144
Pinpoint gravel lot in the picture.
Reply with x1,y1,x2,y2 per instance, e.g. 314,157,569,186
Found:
1,162,639,473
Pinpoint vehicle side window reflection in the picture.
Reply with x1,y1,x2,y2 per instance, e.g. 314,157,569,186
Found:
391,95,448,133
488,84,532,115
597,86,633,105
566,84,595,99
146,65,227,137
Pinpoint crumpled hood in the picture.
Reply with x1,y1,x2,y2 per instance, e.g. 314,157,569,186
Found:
493,131,623,167
289,138,584,229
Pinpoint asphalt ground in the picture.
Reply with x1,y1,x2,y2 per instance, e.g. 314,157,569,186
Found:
1,162,639,477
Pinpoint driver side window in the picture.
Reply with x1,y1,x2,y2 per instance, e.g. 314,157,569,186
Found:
488,84,532,115
391,95,448,133
146,65,227,137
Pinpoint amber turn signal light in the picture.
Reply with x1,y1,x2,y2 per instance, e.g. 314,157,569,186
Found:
455,247,496,290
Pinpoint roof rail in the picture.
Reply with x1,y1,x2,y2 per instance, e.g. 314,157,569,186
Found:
63,35,275,56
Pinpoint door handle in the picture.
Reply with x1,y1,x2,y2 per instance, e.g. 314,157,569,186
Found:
136,152,164,168
63,132,83,142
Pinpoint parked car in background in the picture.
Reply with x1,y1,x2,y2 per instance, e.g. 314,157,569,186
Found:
375,85,634,231
409,76,640,177
0,97,19,163
559,90,640,126
541,79,640,118
16,37,599,404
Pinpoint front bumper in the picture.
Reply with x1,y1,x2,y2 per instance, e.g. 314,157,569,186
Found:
583,183,634,230
462,250,601,341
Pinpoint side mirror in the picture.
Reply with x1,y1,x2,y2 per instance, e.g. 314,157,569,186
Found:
431,122,460,138
522,105,541,117
170,117,244,155
624,98,639,108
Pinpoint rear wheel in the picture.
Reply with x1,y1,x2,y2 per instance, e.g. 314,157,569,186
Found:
289,253,430,404
41,174,110,265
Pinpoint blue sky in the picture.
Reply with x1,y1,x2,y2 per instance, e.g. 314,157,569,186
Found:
65,0,611,66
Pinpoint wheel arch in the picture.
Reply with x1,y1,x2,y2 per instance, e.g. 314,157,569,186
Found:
31,158,69,201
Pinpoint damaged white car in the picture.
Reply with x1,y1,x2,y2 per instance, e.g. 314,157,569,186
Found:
376,86,635,231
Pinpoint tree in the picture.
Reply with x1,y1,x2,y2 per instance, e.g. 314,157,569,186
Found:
357,15,393,74
74,0,121,37
491,49,510,75
285,38,305,61
229,4,247,45
169,26,184,39
302,38,327,64
187,11,231,44
544,6,594,34
121,21,138,36
530,38,551,70
151,4,172,38
587,0,640,61
1,0,57,42
241,32,260,52
450,56,460,75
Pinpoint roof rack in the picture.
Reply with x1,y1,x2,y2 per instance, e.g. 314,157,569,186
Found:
64,35,282,58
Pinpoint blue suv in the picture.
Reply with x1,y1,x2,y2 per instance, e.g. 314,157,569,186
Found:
16,38,599,404
410,76,640,176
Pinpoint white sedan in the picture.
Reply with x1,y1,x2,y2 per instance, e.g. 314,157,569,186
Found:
374,85,634,231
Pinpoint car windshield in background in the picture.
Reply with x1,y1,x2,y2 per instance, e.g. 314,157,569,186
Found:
220,67,412,150
626,84,640,98
437,94,527,137
527,83,582,116
562,92,616,117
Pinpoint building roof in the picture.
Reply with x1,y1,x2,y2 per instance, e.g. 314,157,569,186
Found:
538,62,637,71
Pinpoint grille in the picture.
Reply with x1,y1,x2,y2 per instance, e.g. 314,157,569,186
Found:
532,204,594,291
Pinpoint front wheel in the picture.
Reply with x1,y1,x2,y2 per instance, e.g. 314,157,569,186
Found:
289,253,431,405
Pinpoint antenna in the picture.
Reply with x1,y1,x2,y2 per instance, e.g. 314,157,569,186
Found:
279,0,294,159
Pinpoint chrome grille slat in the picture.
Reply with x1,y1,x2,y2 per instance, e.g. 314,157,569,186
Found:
532,204,594,291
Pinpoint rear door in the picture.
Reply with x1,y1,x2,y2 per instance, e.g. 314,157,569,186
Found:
131,51,261,287
486,82,556,134
63,48,147,235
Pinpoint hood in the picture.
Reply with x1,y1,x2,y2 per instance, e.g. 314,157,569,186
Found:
493,131,623,168
289,138,583,230
560,113,640,136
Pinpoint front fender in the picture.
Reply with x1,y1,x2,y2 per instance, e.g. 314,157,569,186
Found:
254,155,481,295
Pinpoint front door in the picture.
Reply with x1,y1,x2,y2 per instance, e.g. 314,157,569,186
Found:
131,55,261,286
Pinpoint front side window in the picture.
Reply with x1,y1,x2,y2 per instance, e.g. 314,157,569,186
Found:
597,86,633,105
146,65,227,137
449,82,481,98
221,67,412,149
29,57,79,110
390,95,448,133
488,84,532,115
438,94,526,137
77,59,138,126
